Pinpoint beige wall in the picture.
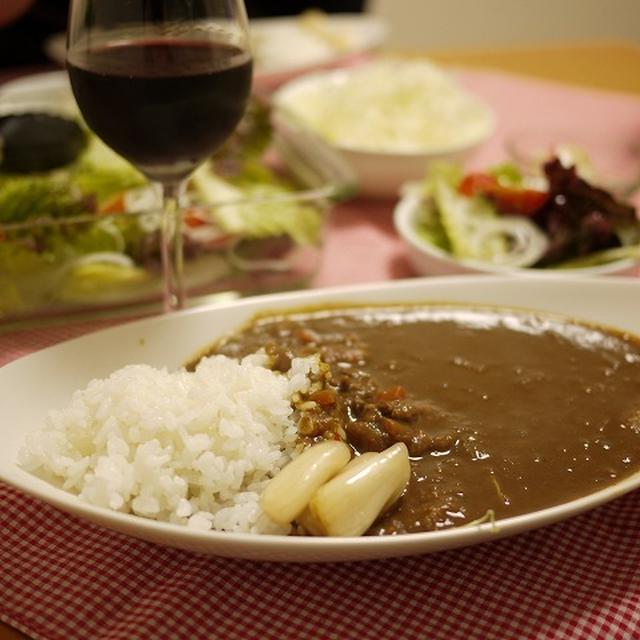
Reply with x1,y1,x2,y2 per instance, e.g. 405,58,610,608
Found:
369,0,640,50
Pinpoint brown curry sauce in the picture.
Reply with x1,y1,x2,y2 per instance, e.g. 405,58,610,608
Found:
197,306,640,535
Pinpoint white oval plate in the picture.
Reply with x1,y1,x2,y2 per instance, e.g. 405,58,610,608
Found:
2,276,640,562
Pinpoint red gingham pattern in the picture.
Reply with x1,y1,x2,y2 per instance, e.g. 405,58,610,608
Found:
1,482,640,640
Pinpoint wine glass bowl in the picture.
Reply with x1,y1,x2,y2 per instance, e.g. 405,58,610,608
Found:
66,0,253,310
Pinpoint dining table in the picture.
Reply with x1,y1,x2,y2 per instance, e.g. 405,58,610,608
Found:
2,40,640,640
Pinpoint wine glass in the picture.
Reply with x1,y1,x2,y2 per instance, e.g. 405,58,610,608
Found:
66,0,253,311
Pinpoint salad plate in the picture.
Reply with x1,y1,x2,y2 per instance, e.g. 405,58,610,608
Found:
0,71,351,323
2,275,640,562
393,157,640,277
394,184,640,278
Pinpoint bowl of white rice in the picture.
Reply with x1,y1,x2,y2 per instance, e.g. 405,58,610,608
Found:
271,58,496,197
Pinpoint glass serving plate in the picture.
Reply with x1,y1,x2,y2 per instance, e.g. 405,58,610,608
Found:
0,72,354,326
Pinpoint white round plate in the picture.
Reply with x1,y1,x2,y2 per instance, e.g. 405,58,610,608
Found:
43,14,387,89
250,14,386,75
2,276,640,562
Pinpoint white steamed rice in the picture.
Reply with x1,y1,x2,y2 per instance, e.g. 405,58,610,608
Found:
19,352,318,535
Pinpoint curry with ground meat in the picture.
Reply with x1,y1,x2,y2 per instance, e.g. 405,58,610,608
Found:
197,306,640,535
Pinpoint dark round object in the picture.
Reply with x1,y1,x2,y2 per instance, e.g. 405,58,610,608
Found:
0,113,88,173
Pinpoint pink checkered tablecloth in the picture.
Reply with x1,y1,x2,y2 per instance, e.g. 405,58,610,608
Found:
2,481,639,640
2,69,640,640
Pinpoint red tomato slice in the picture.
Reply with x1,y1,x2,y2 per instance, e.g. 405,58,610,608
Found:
98,193,126,214
459,173,548,216
183,209,210,228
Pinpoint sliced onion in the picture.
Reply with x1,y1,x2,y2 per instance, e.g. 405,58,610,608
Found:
70,252,136,268
466,217,549,267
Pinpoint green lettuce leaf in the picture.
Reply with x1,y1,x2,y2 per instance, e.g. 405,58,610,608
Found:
0,175,87,223
191,166,322,245
432,174,506,260
72,138,145,204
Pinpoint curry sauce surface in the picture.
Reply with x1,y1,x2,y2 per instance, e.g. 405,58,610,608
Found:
209,306,640,534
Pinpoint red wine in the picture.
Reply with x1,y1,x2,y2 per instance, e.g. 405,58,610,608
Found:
68,40,252,182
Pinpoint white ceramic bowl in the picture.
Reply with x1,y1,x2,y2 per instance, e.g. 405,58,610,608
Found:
394,185,640,277
271,60,496,197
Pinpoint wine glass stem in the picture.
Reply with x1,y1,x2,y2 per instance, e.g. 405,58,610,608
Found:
159,181,185,312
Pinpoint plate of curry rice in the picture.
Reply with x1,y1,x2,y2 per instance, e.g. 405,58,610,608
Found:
2,275,640,562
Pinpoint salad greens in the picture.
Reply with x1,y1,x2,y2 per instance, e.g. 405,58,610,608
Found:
415,163,549,268
414,158,639,269
191,167,322,246
534,158,638,265
0,175,88,224
0,102,327,318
